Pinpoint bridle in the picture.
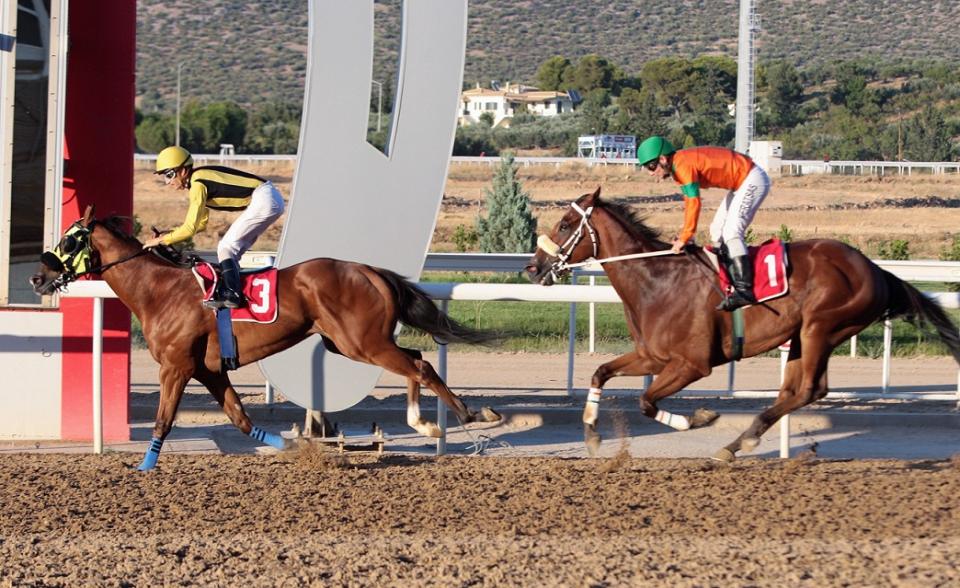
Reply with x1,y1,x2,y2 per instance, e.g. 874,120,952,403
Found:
42,221,147,292
538,202,676,282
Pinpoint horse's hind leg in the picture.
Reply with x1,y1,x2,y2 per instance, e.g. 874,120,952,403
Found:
715,336,831,462
375,346,500,438
194,370,287,450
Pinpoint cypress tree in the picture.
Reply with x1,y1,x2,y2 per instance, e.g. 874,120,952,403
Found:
476,153,537,253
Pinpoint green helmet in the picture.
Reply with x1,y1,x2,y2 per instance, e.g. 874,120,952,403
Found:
636,136,676,167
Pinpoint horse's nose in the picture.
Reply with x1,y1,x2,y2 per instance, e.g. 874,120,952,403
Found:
522,262,539,282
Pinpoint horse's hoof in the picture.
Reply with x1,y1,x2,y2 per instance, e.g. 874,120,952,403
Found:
711,448,736,463
585,424,602,457
415,423,443,438
691,408,719,429
480,407,502,423
740,436,760,453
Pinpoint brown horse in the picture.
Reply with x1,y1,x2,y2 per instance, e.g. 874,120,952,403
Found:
524,188,960,461
32,206,500,470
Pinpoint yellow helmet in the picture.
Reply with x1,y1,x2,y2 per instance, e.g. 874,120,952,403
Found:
155,146,193,173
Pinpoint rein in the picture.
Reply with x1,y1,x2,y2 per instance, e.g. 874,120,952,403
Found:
561,249,676,270
539,202,677,278
80,248,148,278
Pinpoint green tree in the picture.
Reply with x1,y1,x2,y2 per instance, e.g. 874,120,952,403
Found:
903,106,953,161
831,62,873,114
577,90,611,136
476,153,537,253
536,56,572,91
246,101,301,154
764,61,804,130
640,57,697,120
567,54,618,94
135,113,175,153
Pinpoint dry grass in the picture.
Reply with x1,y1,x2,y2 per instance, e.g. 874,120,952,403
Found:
133,160,960,257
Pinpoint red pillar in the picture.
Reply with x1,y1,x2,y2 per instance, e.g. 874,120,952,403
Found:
59,2,136,441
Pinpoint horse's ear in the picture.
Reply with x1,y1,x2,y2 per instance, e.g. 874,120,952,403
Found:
583,186,601,207
81,204,95,227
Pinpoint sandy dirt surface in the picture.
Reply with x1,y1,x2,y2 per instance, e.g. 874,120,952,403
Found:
132,160,960,257
129,348,960,412
1,453,959,586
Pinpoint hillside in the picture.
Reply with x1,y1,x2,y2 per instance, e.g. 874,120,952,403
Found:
136,0,960,111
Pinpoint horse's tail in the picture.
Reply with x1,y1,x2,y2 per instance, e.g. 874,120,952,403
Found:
882,269,960,364
374,268,499,346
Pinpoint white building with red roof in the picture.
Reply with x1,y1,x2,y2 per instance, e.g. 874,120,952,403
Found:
459,82,578,127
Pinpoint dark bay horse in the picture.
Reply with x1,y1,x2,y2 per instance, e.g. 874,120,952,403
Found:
32,206,500,470
524,188,960,461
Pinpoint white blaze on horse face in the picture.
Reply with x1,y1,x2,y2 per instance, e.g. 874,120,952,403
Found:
258,1,468,413
537,234,561,257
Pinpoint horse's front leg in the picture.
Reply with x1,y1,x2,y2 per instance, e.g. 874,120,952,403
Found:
137,361,192,471
194,370,287,450
639,359,716,432
584,351,661,456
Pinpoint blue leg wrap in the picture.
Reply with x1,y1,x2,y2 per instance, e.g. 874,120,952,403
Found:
249,426,286,450
137,437,164,471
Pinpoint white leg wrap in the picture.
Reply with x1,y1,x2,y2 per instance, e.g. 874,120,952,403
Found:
655,410,691,431
407,405,421,428
582,387,602,425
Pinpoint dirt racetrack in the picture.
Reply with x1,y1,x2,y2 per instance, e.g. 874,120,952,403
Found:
2,452,959,586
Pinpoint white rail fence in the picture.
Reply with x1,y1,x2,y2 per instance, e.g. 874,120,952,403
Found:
135,154,960,175
63,256,959,456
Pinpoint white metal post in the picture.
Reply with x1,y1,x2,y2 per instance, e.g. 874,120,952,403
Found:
850,334,857,357
437,300,448,456
882,319,893,393
779,345,790,458
588,275,596,353
264,382,274,404
727,361,736,394
92,298,104,455
567,271,578,396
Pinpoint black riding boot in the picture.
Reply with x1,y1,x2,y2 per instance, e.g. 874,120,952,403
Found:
203,258,246,309
717,255,757,311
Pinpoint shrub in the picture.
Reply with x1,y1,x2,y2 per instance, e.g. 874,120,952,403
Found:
877,239,910,260
476,153,537,253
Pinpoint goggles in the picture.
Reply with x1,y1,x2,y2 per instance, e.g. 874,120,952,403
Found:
642,160,660,171
162,168,178,182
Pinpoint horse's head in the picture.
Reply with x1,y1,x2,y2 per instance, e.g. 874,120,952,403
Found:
31,205,99,295
524,186,601,285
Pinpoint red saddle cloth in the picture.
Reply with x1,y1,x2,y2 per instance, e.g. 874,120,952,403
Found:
192,262,279,323
710,238,789,303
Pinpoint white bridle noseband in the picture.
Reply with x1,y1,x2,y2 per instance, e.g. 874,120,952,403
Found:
537,201,676,281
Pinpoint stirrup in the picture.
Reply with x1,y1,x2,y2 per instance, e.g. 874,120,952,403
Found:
203,297,228,310
717,292,754,312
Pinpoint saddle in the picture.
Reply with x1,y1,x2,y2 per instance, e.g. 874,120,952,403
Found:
192,262,279,324
705,238,790,304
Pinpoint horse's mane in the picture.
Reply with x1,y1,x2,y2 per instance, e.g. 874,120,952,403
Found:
593,197,666,245
97,215,140,244
96,215,196,267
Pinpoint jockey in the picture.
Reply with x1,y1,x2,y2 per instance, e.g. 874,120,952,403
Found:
637,136,771,311
144,146,285,309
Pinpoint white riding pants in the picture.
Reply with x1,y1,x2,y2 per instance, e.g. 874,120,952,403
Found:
217,181,285,262
708,165,771,259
